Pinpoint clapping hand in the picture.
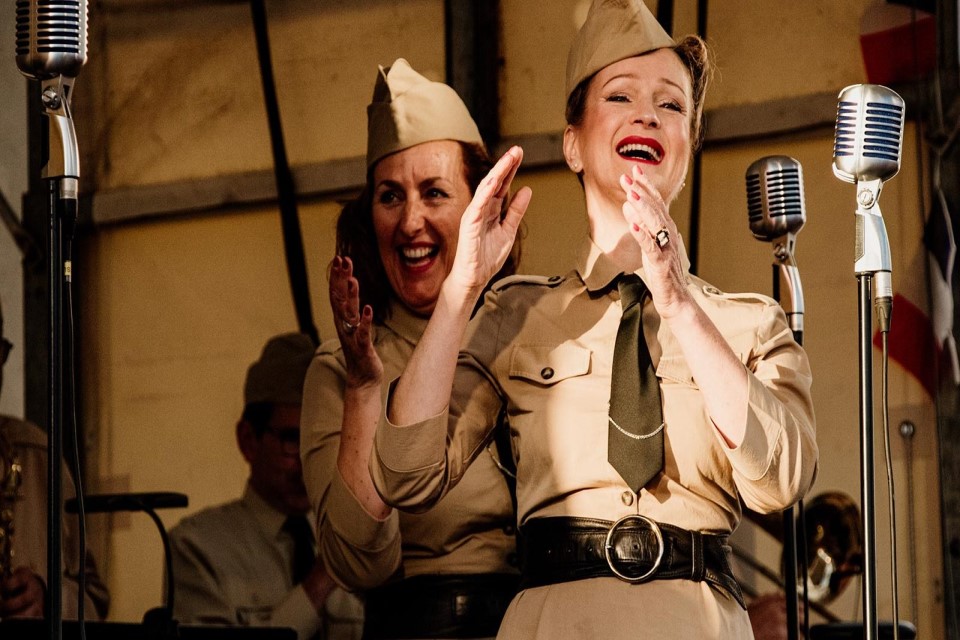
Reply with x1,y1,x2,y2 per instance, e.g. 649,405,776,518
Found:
330,256,383,390
446,146,532,300
619,164,690,319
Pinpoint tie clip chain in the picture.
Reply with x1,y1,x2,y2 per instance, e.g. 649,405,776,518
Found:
607,416,665,440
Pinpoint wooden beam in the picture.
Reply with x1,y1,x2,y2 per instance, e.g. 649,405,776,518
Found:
89,90,844,226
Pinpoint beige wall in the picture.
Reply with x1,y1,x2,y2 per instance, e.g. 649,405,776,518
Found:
83,0,446,190
59,0,946,636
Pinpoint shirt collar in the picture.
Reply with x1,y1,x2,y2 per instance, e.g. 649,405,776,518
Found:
575,234,692,292
242,481,290,540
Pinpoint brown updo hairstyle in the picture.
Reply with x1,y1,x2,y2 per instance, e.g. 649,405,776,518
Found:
565,35,714,153
334,141,522,324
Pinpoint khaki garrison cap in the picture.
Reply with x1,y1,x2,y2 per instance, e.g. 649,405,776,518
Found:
566,0,676,98
243,333,315,406
366,58,483,168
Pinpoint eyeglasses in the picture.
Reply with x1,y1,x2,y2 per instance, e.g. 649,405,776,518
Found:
261,426,301,452
0,339,12,365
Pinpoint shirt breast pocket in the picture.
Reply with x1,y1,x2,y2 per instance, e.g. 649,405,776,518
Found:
508,343,592,387
235,604,274,626
506,343,594,420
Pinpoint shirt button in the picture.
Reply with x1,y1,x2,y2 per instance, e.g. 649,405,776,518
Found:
621,491,635,506
540,367,555,380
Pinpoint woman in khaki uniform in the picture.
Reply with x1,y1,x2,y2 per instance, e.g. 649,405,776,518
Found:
300,59,520,639
369,1,818,638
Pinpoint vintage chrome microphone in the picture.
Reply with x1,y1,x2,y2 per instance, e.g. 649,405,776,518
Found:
833,84,903,325
745,155,807,640
16,0,88,189
832,83,905,640
746,155,806,340
15,3,88,638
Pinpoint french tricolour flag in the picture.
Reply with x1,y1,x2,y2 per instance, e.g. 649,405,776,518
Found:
876,193,960,396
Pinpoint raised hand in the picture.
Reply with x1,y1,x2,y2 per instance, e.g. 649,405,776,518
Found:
329,256,383,390
446,146,532,300
619,164,691,319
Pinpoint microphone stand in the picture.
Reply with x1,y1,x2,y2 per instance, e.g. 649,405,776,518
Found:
853,178,891,640
37,72,80,640
770,233,804,640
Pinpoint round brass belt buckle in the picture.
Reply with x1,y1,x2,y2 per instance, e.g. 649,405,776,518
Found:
603,514,665,583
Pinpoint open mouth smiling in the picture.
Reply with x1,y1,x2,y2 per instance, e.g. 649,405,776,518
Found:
400,244,439,267
617,137,664,164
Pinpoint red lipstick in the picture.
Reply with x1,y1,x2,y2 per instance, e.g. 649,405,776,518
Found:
616,136,664,164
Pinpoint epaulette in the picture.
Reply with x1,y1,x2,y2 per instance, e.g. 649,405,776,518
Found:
697,283,776,307
492,274,565,292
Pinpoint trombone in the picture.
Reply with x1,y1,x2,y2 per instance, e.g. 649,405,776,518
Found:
735,491,864,621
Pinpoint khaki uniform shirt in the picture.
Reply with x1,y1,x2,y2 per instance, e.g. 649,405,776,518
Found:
372,238,818,639
169,483,363,640
301,302,517,592
1,415,110,620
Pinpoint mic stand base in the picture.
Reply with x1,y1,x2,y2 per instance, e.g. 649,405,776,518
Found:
809,620,917,640
142,607,180,640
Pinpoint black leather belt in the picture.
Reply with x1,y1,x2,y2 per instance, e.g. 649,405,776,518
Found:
362,573,520,639
518,516,745,609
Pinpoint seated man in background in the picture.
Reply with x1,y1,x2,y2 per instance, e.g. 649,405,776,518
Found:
0,294,110,620
169,333,362,640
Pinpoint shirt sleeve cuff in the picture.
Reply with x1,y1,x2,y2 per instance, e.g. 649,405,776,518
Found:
375,377,449,473
325,466,399,550
724,372,784,481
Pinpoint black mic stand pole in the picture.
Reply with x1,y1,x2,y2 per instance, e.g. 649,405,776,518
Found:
856,268,882,640
853,176,890,640
857,271,879,640
37,72,80,640
771,240,803,640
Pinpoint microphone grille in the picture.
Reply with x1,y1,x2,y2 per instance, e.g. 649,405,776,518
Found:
15,0,88,79
833,84,904,183
745,156,806,241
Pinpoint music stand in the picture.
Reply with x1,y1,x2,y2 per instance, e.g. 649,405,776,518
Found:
65,492,187,637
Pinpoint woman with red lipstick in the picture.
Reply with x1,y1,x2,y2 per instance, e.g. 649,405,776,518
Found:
370,1,817,639
300,59,525,640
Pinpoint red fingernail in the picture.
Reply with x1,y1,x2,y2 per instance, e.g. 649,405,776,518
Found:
624,175,633,185
632,223,640,232
630,190,640,200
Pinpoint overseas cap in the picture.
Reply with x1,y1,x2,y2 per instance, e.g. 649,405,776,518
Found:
366,58,483,168
566,0,676,98
243,333,314,406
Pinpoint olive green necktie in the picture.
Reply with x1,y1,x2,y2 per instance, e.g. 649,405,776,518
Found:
283,514,316,585
608,274,664,492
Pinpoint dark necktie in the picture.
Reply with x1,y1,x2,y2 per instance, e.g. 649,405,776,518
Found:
608,273,664,492
283,515,316,585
